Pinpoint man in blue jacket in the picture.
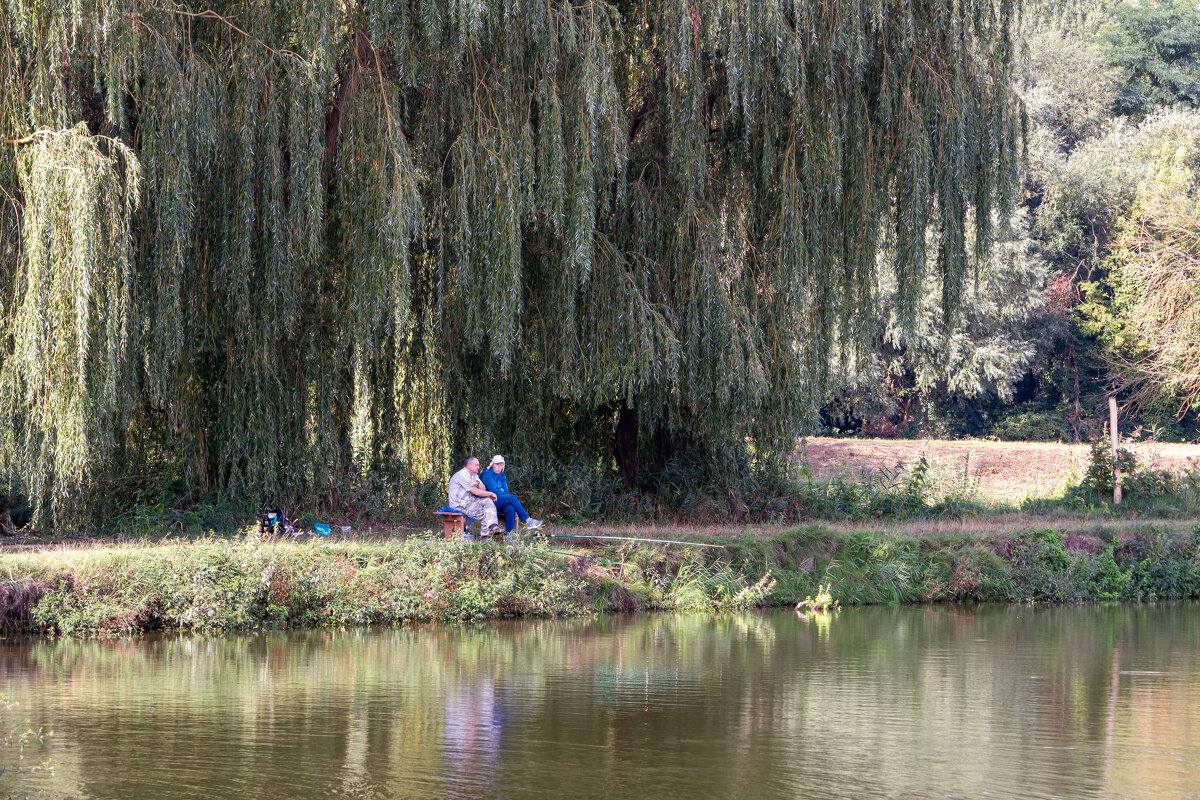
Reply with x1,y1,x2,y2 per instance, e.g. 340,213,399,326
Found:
480,455,544,533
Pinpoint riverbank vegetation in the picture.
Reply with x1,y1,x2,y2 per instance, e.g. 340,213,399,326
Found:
2,524,1197,636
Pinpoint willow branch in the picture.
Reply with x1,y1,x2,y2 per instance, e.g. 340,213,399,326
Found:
158,2,307,64
4,129,126,147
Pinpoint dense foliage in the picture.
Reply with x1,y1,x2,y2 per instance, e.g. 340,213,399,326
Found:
1101,0,1200,116
0,0,1024,529
831,0,1200,442
1079,126,1200,415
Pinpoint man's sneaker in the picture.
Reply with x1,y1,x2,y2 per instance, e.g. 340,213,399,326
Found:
486,524,502,536
525,518,544,530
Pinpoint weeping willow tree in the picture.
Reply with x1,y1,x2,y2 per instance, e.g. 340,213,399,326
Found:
0,0,1023,529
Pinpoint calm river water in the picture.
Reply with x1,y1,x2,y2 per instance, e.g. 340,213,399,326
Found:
2,605,1199,799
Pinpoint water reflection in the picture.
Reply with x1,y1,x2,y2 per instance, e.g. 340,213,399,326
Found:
2,605,1199,799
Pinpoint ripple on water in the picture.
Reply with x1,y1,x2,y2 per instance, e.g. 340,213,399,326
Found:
2,605,1200,799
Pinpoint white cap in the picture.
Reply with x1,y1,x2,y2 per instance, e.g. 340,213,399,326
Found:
490,454,505,465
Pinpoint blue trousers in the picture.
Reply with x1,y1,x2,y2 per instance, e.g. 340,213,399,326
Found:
493,493,529,532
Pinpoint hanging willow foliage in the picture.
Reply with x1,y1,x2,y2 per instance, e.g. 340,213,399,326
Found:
0,125,140,530
0,0,1023,528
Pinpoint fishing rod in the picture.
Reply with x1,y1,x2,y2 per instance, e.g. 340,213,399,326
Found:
546,533,725,549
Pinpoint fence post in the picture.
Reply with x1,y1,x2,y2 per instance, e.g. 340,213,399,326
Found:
1109,396,1122,505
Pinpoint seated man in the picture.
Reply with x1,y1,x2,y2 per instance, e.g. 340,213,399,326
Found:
479,455,543,532
448,456,500,536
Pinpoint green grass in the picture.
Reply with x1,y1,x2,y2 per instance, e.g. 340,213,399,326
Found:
3,524,1200,637
0,534,776,636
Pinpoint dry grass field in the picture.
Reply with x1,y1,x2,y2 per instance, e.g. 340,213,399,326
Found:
548,514,1197,541
797,436,1200,504
545,437,1200,540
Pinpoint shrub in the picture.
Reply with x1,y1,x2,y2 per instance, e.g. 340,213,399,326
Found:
1077,440,1139,498
990,411,1070,442
1007,529,1077,601
1070,544,1130,602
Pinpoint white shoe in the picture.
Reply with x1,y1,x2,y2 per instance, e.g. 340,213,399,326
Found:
525,519,544,530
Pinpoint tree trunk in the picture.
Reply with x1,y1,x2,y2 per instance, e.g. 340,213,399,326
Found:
325,30,372,169
1109,396,1122,505
615,402,639,490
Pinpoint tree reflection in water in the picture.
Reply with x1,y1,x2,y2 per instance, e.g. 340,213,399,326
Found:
0,606,1198,799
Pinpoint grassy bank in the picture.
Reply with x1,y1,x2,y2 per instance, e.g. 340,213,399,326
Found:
2,524,1199,636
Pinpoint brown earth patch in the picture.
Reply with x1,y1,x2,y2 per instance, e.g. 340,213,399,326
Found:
797,436,1200,504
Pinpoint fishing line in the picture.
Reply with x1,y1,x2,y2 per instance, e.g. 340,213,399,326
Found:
546,533,725,549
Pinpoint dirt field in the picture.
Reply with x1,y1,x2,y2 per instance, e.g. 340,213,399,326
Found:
801,434,1200,503
797,436,1200,503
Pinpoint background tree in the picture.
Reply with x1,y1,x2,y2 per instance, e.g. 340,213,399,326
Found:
1078,111,1200,415
1100,0,1200,117
831,1,1200,443
827,210,1057,437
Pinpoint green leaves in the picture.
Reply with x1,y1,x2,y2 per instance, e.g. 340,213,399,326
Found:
1100,0,1200,118
3,125,141,530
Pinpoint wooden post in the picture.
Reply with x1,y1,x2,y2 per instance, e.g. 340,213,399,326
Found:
1109,396,1122,505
